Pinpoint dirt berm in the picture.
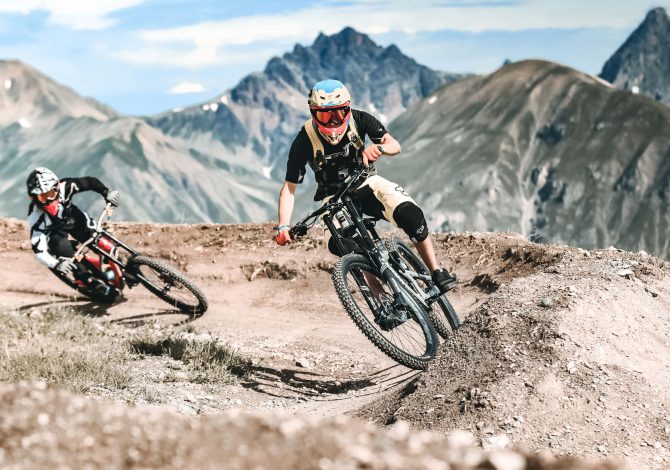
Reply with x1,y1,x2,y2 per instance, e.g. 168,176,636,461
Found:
361,239,670,469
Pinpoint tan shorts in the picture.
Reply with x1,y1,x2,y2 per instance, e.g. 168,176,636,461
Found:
320,175,416,246
357,175,416,226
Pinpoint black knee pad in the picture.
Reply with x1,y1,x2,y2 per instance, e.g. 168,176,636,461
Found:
393,202,429,242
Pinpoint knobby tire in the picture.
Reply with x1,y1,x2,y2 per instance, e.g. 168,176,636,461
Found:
332,253,438,370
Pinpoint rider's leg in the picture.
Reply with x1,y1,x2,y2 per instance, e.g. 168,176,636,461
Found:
59,208,112,296
47,231,76,258
413,237,439,272
393,202,457,293
357,177,458,293
48,233,91,282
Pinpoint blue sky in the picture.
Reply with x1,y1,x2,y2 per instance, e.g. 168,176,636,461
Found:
0,0,668,115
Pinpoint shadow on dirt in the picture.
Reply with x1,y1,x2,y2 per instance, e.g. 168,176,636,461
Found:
108,310,199,328
14,299,75,313
13,296,125,318
242,363,420,400
12,297,198,329
71,297,130,317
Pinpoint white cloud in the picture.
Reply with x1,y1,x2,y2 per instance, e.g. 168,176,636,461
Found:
169,82,205,94
110,0,664,68
0,0,145,30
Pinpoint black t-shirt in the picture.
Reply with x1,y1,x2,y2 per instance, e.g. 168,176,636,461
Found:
285,109,387,200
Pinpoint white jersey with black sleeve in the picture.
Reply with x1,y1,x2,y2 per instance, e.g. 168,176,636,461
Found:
27,177,109,269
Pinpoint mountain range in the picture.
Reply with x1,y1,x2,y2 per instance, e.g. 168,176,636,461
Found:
382,59,670,257
2,12,670,257
149,27,462,178
0,60,277,223
0,28,458,223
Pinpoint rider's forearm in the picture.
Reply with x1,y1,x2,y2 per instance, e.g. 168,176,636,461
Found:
379,135,401,156
36,251,59,269
30,233,59,268
67,177,109,196
277,184,295,227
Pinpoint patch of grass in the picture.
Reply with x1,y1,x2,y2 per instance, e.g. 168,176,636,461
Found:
130,330,250,384
0,307,132,393
0,306,249,397
4,350,131,392
138,385,163,404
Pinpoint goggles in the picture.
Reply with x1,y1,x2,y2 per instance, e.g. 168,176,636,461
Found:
36,188,58,204
311,106,350,128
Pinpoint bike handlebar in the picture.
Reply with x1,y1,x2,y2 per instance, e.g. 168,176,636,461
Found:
286,136,383,239
288,165,370,239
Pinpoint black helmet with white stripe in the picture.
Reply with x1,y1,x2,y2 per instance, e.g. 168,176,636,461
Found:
26,167,59,198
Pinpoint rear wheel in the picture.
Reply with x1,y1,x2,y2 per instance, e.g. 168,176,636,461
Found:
128,256,208,315
387,237,460,339
332,254,438,370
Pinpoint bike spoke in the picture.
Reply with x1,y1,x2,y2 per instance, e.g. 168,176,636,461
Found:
346,267,430,358
137,264,200,307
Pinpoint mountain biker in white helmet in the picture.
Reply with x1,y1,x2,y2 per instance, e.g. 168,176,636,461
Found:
26,167,120,294
275,79,457,293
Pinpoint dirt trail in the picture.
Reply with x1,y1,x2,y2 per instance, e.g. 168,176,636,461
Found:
0,219,479,415
1,218,668,468
0,220,547,415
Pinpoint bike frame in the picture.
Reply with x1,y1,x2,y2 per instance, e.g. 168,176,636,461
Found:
71,204,143,288
292,165,439,314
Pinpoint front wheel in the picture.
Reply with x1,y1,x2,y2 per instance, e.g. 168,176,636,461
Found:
127,256,208,315
387,237,460,339
332,254,438,370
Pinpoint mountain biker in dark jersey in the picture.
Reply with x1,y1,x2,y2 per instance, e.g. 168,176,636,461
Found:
275,79,457,293
26,167,120,295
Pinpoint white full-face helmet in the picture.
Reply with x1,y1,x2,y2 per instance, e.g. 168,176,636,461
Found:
308,79,352,145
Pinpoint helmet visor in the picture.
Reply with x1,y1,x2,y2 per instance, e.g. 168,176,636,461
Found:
36,188,58,204
311,106,350,128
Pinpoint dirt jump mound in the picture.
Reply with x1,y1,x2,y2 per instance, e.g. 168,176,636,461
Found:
361,244,670,469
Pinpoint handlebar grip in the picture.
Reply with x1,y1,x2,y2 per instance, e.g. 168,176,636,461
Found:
290,224,308,238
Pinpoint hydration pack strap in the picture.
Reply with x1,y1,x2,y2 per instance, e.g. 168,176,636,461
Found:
304,119,324,160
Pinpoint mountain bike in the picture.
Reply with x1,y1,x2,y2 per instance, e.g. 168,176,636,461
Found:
289,142,459,369
49,204,208,315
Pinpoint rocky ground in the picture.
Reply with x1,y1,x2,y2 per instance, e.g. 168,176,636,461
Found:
0,381,619,470
0,217,668,468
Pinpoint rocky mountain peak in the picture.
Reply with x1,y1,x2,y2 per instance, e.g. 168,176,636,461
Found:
313,27,381,53
0,59,116,126
600,7,670,104
644,6,670,25
227,26,460,121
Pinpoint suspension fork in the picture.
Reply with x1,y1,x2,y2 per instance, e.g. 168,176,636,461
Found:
342,196,376,250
